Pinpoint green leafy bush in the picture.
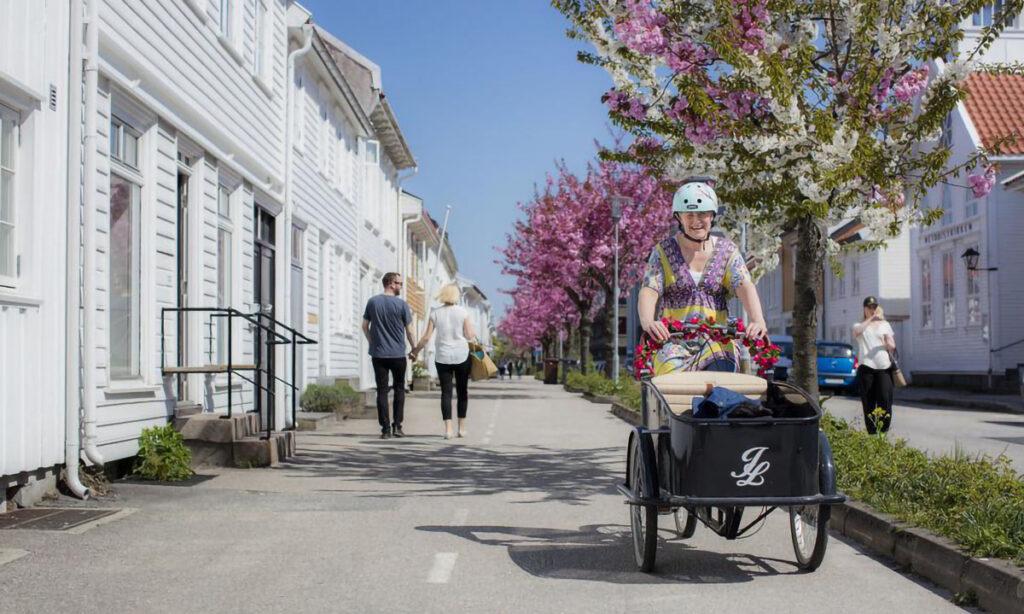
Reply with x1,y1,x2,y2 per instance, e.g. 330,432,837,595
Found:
134,425,193,481
566,370,641,410
301,382,362,414
822,413,1024,564
412,362,429,379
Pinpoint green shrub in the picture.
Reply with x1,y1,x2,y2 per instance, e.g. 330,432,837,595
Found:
566,370,641,410
134,425,193,481
822,413,1024,564
301,382,361,413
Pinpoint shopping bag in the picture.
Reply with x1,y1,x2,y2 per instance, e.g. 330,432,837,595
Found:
469,344,498,381
889,350,907,388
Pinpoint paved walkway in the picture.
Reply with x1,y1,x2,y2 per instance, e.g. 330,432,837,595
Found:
0,379,968,613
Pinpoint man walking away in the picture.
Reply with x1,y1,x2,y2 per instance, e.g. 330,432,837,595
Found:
362,272,417,439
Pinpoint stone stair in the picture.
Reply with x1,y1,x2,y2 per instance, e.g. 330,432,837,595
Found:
172,407,295,468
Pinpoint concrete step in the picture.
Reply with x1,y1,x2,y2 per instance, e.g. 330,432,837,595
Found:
296,411,336,431
232,431,295,468
174,402,203,418
173,411,293,468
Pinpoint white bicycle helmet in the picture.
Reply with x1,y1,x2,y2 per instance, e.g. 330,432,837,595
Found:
672,181,719,214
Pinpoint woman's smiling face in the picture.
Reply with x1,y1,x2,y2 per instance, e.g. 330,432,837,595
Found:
677,211,714,240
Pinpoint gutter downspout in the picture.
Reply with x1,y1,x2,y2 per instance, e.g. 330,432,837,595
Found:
394,167,417,385
65,0,89,499
81,0,104,467
282,24,314,427
282,24,313,427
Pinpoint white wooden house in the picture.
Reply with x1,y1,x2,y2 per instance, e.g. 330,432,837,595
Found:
315,28,417,389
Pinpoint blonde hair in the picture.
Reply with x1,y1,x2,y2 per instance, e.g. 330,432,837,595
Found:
865,304,886,320
437,284,461,305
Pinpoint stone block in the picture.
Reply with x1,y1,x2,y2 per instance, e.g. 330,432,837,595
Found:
842,500,903,558
962,557,1024,614
894,527,968,593
233,438,273,468
296,412,334,431
828,502,849,534
12,473,57,508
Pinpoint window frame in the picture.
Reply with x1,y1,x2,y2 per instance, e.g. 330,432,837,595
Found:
920,257,933,329
251,0,270,82
215,183,234,365
108,170,144,380
941,251,956,329
333,249,351,332
0,103,20,289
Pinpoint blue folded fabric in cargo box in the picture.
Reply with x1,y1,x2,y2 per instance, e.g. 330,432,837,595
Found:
692,386,771,419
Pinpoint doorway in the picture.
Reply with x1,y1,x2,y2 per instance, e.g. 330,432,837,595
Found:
254,207,276,430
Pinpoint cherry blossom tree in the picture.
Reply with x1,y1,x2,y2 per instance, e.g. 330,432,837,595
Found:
554,0,1020,395
499,157,672,373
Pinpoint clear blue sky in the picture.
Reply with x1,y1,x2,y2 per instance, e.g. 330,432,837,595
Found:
299,0,613,316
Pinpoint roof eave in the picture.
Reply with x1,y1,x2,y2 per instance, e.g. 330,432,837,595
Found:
371,97,416,170
307,32,374,137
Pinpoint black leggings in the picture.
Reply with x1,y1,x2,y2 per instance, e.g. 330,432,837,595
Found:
857,365,894,434
436,358,472,420
372,357,407,430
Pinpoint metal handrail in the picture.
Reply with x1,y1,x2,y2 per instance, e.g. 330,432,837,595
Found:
160,307,317,439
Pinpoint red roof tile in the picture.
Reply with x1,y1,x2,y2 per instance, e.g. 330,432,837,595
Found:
963,73,1024,155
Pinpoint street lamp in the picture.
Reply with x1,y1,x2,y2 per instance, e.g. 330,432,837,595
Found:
611,194,633,384
961,247,998,272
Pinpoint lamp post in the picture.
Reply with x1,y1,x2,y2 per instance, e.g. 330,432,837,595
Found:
610,194,632,384
961,247,998,389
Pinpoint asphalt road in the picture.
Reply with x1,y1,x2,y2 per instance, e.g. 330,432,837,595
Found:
0,379,969,613
823,391,1024,473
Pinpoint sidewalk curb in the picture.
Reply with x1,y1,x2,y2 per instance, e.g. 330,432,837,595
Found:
604,399,1024,613
899,395,1023,415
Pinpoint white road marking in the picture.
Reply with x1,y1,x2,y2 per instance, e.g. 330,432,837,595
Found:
427,552,459,584
0,549,28,567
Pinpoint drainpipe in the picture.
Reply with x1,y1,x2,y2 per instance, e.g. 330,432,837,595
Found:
282,24,313,426
65,0,89,499
395,167,418,386
80,0,104,467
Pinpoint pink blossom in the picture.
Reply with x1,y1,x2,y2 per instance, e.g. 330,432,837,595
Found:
604,89,648,121
614,0,669,55
893,66,930,103
665,40,709,74
873,68,895,104
968,165,997,198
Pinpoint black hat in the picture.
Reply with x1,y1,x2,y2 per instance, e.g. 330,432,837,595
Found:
863,296,879,307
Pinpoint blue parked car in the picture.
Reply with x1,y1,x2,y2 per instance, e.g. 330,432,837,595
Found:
770,335,858,393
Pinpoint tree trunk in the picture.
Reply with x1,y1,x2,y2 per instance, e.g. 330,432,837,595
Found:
578,317,592,374
791,215,827,400
591,300,612,377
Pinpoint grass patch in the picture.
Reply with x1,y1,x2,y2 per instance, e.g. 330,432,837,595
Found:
822,413,1024,564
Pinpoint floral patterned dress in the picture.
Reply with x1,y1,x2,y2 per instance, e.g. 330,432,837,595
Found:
642,235,751,374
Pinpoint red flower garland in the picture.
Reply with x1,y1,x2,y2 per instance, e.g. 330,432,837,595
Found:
633,315,781,379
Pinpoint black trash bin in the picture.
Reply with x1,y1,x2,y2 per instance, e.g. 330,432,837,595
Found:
543,358,559,385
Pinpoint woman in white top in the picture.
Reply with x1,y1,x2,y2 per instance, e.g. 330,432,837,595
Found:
411,284,478,439
852,296,897,434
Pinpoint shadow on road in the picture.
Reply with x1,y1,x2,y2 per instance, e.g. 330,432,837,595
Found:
280,440,621,504
417,523,801,584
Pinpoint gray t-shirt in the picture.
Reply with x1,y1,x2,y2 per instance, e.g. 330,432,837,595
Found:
363,294,412,358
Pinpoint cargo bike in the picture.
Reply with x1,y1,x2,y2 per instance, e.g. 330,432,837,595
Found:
620,323,845,572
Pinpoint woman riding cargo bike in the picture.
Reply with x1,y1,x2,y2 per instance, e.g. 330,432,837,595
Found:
624,180,845,573
638,180,768,375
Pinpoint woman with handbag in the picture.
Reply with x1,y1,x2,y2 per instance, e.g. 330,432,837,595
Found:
852,296,898,434
410,284,477,439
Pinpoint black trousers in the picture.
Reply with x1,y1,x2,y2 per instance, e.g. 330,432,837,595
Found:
372,357,407,431
857,365,894,434
436,358,472,420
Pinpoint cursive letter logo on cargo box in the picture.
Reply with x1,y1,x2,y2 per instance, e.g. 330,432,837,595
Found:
730,446,770,487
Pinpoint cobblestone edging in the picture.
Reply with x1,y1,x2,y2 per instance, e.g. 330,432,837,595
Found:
605,400,1024,613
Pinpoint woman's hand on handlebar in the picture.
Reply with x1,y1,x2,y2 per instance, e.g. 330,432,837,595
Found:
745,319,768,340
642,318,671,343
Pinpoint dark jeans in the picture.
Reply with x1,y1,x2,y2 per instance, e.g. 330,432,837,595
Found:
857,365,894,434
372,357,407,431
436,358,472,420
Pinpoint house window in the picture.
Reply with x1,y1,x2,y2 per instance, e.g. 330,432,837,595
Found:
942,252,955,328
0,104,18,285
110,116,140,168
219,0,234,40
965,198,979,219
216,184,233,364
252,0,269,80
966,244,983,326
973,1,1004,26
291,226,303,264
851,258,860,295
109,173,142,379
333,251,350,331
920,258,932,328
